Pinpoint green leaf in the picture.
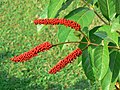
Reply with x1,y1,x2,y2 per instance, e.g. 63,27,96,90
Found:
118,72,120,83
101,49,120,90
57,27,80,49
115,0,120,15
101,68,112,90
94,25,119,45
85,0,98,5
78,37,87,50
58,7,95,49
48,0,65,18
77,55,82,65
98,0,116,21
55,0,73,17
119,37,120,46
111,16,120,34
65,7,95,28
81,47,95,81
93,0,98,4
94,41,109,80
110,50,120,83
85,0,93,4
101,50,120,90
89,26,102,44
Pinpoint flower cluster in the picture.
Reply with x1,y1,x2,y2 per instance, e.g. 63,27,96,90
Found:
10,18,83,74
10,42,52,62
48,48,82,74
34,18,81,31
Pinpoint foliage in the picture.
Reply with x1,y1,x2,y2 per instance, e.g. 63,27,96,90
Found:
36,0,120,89
1,0,120,89
0,0,92,90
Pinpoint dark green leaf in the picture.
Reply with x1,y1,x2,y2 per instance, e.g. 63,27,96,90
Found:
93,0,98,4
110,50,120,83
78,37,87,50
118,72,120,83
55,0,73,17
94,25,118,45
98,0,116,21
119,37,120,46
82,47,95,81
115,0,120,15
89,26,102,44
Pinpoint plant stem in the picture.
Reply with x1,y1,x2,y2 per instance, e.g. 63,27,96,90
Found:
53,41,120,50
79,30,90,44
108,46,120,50
93,10,108,25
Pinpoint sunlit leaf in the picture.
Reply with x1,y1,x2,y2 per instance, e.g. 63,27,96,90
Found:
93,41,109,80
101,68,112,90
58,7,95,49
48,0,65,18
101,50,120,90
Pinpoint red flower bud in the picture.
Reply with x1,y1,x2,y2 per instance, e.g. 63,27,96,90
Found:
34,18,81,31
49,48,82,74
10,42,52,62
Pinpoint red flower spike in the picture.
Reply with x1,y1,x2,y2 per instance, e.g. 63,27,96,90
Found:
34,18,81,31
49,48,82,74
10,42,52,62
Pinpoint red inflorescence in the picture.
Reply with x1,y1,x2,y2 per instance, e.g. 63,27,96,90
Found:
48,48,82,74
10,42,52,62
34,18,81,31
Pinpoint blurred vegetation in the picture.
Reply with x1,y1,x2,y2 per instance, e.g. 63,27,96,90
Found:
0,0,100,89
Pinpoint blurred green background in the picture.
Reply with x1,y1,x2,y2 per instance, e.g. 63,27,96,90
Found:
0,0,99,89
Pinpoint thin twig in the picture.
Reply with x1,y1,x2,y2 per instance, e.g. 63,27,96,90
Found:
108,46,120,50
79,30,90,44
52,41,120,50
93,10,108,25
